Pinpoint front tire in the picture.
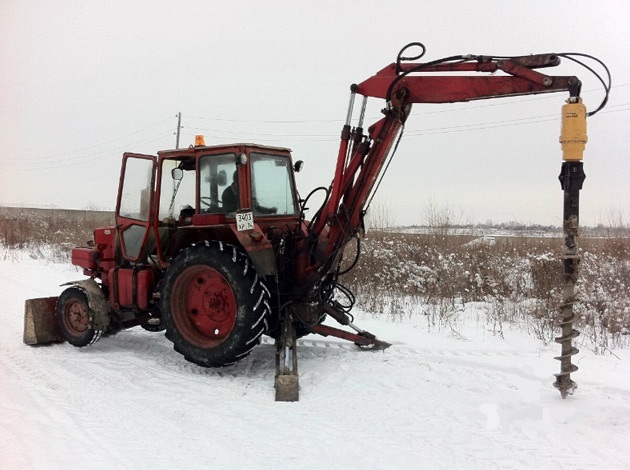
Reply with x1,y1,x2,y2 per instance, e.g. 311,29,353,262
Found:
161,241,270,367
56,287,103,347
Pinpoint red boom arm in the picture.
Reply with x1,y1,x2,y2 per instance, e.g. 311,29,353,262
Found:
307,50,581,273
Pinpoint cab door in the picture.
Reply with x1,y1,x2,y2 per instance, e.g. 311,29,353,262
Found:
115,153,156,262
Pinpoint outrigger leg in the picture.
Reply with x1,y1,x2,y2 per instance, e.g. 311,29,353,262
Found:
311,324,391,350
274,311,299,402
318,303,391,350
273,302,391,401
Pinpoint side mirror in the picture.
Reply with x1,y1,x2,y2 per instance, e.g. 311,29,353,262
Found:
294,160,304,173
171,168,183,181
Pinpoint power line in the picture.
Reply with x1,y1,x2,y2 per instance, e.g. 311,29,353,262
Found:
186,115,345,124
0,116,175,163
185,83,630,124
0,130,173,167
185,126,338,138
181,131,335,144
12,99,623,164
4,89,628,169
0,131,173,171
186,103,630,142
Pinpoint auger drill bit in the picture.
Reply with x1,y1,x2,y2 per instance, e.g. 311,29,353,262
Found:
553,98,587,398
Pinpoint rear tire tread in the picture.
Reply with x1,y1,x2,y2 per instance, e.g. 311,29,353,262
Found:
161,241,270,367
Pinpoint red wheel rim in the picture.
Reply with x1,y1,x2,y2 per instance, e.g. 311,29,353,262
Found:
63,299,89,336
171,265,237,348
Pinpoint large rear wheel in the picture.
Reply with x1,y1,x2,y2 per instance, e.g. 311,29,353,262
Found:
161,241,270,367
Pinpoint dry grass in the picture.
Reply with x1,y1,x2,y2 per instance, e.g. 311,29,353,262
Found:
0,207,113,260
2,206,628,351
342,230,630,351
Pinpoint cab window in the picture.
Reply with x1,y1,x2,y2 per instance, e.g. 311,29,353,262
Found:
199,154,238,214
158,157,196,220
250,153,298,216
119,157,154,222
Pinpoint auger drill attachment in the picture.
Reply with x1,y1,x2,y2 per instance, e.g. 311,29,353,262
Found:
553,98,588,398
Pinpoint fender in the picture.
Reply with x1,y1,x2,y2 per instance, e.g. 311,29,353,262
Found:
229,223,277,276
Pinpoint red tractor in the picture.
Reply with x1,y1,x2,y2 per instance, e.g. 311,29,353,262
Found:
24,43,609,400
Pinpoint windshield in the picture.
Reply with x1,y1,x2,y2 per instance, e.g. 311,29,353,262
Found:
250,153,298,216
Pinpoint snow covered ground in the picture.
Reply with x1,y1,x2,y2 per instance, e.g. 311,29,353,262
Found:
1,250,629,470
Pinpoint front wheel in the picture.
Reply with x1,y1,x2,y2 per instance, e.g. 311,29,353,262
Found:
56,287,103,347
161,242,270,367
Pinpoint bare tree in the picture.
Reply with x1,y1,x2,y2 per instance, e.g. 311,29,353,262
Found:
423,198,463,239
365,201,394,231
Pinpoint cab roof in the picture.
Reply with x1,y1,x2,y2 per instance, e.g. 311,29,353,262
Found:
157,143,293,158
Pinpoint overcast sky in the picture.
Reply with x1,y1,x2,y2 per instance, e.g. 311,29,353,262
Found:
1,0,628,226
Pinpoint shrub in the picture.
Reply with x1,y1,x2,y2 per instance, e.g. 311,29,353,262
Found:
0,207,113,259
341,230,630,350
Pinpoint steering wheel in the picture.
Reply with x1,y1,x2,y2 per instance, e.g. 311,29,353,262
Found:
200,197,217,208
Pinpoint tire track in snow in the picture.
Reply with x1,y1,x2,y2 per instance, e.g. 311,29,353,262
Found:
0,344,132,468
276,335,630,469
105,329,277,385
2,331,242,466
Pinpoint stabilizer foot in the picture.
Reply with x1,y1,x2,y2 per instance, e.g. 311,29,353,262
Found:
275,315,299,402
275,374,299,402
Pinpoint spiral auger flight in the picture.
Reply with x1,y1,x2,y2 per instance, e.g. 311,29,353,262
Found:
554,293,580,398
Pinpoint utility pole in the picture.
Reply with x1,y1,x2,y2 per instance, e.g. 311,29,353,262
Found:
175,112,182,149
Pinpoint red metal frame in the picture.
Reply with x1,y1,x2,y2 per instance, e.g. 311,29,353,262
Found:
309,54,581,275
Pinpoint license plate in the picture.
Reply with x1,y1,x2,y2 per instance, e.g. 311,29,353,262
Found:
236,211,254,231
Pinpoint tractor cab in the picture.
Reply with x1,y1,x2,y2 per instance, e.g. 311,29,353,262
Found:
115,139,303,269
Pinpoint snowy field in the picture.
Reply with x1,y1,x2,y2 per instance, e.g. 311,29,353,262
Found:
1,250,629,470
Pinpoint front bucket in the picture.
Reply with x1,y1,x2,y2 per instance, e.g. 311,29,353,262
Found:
23,297,63,345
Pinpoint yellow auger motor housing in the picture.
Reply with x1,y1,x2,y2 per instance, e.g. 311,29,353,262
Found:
560,99,588,161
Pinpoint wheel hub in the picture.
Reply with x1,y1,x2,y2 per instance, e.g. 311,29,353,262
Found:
172,265,237,347
65,300,89,334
